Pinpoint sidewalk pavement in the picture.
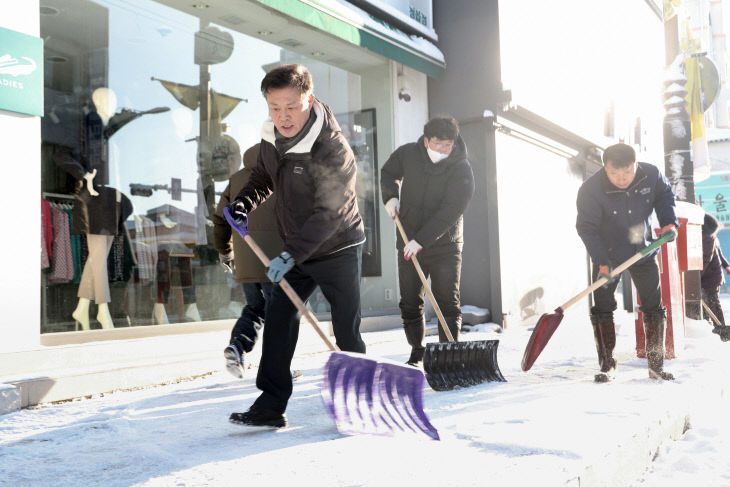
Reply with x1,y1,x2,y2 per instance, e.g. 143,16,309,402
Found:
0,314,401,414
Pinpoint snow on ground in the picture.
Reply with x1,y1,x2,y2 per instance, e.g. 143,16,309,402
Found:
631,296,730,487
1,297,729,486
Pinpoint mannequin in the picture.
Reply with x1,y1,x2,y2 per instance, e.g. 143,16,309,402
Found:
53,88,168,330
55,87,132,330
91,87,117,126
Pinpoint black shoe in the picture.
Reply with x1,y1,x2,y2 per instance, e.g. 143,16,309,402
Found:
224,344,245,379
229,406,287,428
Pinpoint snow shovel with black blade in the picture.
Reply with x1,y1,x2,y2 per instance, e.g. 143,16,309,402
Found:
521,228,678,371
701,300,730,342
394,216,505,391
223,207,439,440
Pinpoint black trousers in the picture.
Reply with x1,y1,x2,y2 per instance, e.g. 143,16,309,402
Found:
592,255,662,319
253,245,365,413
702,286,725,326
398,247,462,321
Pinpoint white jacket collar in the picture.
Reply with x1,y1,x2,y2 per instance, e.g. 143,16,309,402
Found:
260,102,324,154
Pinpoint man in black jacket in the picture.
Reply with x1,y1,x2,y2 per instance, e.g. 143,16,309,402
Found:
227,64,366,428
381,116,475,366
576,143,677,382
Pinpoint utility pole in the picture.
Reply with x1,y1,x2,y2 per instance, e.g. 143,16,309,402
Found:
662,4,701,319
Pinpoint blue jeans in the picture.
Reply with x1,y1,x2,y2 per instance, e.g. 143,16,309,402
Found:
229,282,273,353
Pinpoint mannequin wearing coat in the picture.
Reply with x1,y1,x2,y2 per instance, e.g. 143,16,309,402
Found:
53,88,132,330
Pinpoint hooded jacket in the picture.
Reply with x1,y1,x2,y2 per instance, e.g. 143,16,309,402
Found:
213,144,283,283
233,99,365,263
576,161,678,265
381,135,475,252
701,212,729,289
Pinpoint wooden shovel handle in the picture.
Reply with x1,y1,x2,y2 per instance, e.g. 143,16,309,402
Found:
559,229,678,312
559,252,644,311
394,216,454,342
701,300,723,327
242,234,338,352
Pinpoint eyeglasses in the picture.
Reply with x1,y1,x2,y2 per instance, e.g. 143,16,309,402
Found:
428,139,454,150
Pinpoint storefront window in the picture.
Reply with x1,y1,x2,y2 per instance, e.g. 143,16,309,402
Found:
40,0,388,332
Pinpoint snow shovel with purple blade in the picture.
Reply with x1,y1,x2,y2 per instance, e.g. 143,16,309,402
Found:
321,352,439,440
521,228,677,371
394,216,506,391
224,207,439,440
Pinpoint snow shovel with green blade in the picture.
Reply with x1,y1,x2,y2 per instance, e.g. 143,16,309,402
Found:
394,216,505,391
223,207,439,440
521,228,678,372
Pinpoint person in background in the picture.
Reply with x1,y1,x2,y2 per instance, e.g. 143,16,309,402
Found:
226,64,366,428
380,115,475,367
576,143,678,382
214,143,282,377
701,212,730,341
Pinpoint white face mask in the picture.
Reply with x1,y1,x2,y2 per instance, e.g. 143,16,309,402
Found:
427,147,449,163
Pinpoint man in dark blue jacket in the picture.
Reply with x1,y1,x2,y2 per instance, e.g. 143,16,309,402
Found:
576,143,678,382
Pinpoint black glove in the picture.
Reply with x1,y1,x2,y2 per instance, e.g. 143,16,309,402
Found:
227,199,247,224
219,251,234,274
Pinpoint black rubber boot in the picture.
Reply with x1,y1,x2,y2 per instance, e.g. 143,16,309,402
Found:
403,317,426,366
590,311,617,383
644,309,675,380
712,325,730,342
438,315,461,343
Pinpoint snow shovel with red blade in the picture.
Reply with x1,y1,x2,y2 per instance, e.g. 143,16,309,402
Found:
394,216,505,391
224,207,439,440
521,228,677,371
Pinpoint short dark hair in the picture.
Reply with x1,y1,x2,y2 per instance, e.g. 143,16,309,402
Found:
423,115,459,141
602,143,636,168
260,64,313,97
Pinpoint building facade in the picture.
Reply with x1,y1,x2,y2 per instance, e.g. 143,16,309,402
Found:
430,0,666,324
1,0,443,403
1,0,671,408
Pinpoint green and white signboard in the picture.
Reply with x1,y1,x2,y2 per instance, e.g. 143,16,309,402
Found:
0,26,43,117
695,172,730,224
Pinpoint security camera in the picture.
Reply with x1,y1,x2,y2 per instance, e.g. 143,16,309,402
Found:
397,74,412,102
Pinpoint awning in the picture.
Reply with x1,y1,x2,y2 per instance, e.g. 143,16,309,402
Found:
250,0,445,78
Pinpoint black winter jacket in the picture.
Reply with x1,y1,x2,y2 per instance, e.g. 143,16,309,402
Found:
701,213,729,289
381,135,475,252
53,145,132,236
576,162,678,266
234,99,365,263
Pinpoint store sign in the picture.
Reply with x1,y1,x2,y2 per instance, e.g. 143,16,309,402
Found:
0,26,43,117
695,172,730,224
355,0,433,29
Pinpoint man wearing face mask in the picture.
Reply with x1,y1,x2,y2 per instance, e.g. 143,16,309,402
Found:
381,115,475,366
